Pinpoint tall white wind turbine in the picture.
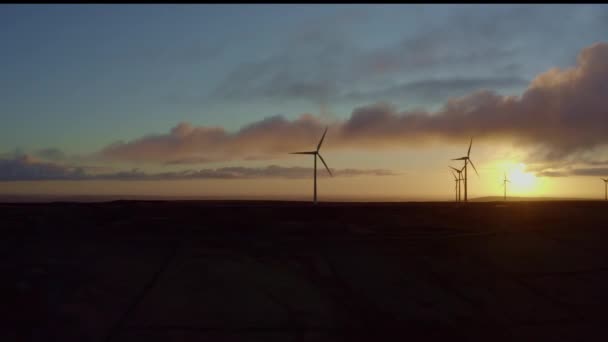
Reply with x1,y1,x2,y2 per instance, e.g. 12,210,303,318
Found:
601,178,608,200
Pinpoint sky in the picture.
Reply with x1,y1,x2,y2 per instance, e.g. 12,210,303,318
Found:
1,4,608,201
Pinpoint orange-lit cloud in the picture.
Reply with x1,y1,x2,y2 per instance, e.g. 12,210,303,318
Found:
100,43,608,166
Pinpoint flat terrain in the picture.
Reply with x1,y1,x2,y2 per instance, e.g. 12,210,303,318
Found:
2,201,608,341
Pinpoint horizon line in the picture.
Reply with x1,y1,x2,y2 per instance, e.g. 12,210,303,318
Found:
0,193,602,204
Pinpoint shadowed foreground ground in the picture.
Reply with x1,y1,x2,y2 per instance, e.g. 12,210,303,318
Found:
2,200,608,341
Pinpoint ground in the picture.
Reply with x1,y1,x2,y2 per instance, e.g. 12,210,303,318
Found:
2,201,608,341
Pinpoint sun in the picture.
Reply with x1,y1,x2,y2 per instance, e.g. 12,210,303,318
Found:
506,163,538,195
510,163,535,187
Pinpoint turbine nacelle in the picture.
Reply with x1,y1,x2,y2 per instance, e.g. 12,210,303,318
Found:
450,169,458,181
503,172,511,184
451,157,479,176
449,166,465,179
449,166,462,173
289,127,332,177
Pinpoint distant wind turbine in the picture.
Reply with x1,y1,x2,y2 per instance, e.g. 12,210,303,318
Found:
601,178,608,200
449,165,465,202
289,127,333,204
451,137,479,202
450,169,459,202
502,172,511,201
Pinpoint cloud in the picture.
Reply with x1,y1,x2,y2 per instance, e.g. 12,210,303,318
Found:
341,38,608,157
535,170,569,178
536,168,608,178
342,77,529,104
99,42,608,165
355,31,521,80
208,5,574,107
98,116,328,163
34,148,67,161
210,45,346,107
0,154,87,181
163,157,215,165
0,155,399,181
209,9,515,106
581,159,608,166
571,168,608,177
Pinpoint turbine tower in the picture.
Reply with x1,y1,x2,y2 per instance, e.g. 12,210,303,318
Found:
289,127,333,204
502,172,511,201
601,178,608,200
451,137,479,202
449,165,465,202
450,169,459,202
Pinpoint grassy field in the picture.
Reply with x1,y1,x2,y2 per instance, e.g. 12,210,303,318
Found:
2,201,608,341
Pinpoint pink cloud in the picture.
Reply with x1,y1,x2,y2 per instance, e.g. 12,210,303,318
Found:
99,42,608,165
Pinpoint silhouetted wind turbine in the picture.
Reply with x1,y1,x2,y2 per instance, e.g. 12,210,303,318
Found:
601,178,608,200
289,127,333,204
502,172,511,201
451,137,479,202
449,165,465,202
450,169,459,202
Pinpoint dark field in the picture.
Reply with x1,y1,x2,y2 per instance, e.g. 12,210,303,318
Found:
3,201,608,341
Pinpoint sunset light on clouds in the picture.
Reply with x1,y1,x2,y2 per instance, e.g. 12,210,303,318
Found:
2,4,608,200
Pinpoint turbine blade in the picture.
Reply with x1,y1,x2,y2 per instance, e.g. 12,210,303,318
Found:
317,127,328,151
452,157,467,160
289,151,316,155
467,137,473,157
317,153,332,177
468,158,479,176
450,169,457,180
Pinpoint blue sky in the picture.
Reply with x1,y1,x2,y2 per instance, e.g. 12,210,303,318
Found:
2,4,606,153
1,4,608,199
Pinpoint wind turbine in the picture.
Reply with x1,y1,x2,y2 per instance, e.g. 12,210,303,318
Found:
289,127,333,204
451,137,479,202
502,172,511,201
450,169,459,202
601,178,608,200
449,165,465,202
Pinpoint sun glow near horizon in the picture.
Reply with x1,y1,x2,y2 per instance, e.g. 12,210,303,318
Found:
502,162,542,196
